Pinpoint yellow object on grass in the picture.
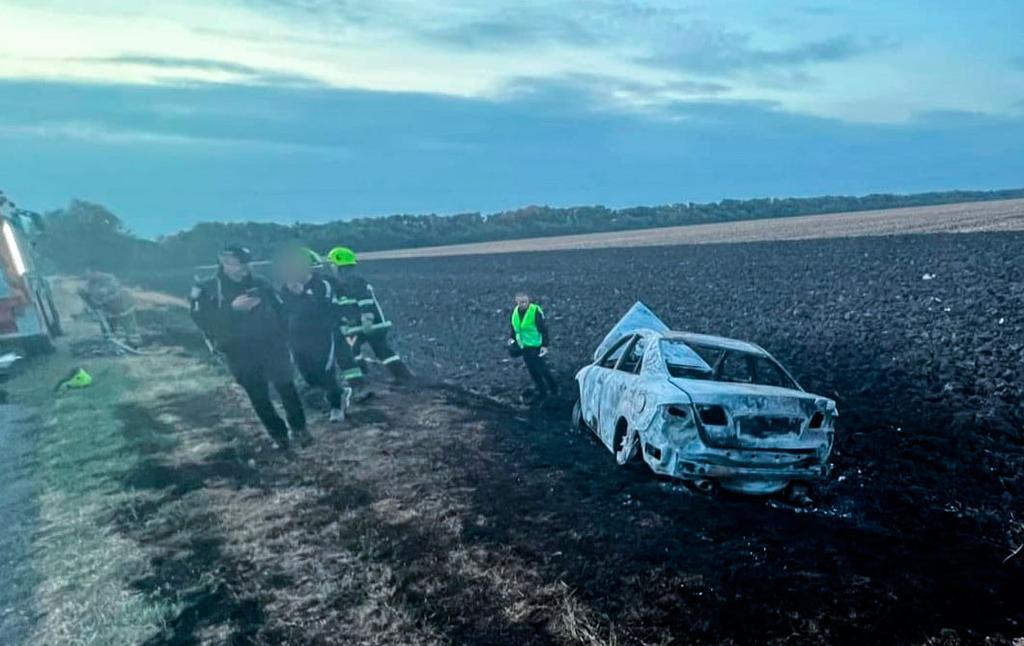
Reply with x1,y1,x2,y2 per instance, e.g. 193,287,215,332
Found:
56,367,93,391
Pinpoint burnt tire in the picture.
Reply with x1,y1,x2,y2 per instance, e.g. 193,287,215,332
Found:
571,397,591,434
613,419,639,465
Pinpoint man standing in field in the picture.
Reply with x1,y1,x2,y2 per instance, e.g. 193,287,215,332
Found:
507,292,558,402
189,244,309,450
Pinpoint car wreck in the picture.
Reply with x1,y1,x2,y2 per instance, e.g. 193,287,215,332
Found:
573,302,837,495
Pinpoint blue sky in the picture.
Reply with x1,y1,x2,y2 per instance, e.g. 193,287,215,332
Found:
1,1,1022,237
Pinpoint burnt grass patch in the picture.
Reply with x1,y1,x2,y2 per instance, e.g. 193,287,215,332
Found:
361,232,1024,537
438,388,1023,643
112,231,1023,643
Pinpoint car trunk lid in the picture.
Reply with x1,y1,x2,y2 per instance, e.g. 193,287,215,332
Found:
670,378,828,450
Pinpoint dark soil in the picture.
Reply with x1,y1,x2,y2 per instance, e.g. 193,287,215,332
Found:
120,231,1023,643
361,232,1024,537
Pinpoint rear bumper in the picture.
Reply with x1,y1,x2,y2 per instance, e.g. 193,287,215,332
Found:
645,444,831,492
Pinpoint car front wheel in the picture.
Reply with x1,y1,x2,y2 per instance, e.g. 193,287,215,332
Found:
571,397,591,435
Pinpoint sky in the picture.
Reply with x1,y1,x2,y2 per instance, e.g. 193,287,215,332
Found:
1,0,1022,237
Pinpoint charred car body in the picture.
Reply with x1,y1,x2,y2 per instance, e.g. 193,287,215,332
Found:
573,303,837,495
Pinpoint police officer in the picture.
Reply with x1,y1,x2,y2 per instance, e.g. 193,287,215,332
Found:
274,246,352,424
323,246,413,383
190,244,309,449
508,291,558,401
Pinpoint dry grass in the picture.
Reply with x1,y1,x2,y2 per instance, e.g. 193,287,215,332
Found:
362,198,1024,260
4,279,609,642
6,348,187,644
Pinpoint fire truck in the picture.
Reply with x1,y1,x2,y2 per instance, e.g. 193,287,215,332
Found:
0,191,62,354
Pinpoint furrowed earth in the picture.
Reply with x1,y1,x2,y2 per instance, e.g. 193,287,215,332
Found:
2,230,1022,644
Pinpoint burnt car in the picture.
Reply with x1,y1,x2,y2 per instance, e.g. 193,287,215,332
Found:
572,302,837,495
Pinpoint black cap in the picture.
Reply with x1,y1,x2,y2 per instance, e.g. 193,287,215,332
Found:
221,244,253,264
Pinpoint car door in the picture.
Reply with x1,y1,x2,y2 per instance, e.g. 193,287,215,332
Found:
587,335,633,444
597,335,643,444
601,334,648,437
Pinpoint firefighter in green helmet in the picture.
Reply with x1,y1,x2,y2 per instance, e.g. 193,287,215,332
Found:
323,246,413,383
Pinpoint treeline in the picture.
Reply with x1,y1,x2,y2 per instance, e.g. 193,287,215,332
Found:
34,188,1024,273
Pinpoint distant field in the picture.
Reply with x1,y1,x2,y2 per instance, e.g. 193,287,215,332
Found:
363,198,1024,260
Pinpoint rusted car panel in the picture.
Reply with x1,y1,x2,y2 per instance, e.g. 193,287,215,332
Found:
574,302,837,495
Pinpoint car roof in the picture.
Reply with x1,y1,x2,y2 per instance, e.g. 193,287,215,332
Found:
660,331,769,356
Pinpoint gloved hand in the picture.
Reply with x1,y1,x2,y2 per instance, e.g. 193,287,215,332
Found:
539,347,549,357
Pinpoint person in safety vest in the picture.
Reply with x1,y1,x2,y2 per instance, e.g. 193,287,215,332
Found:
189,244,309,450
507,291,558,401
274,245,352,424
323,246,413,383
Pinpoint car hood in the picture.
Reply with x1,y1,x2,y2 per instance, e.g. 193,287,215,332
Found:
593,301,669,361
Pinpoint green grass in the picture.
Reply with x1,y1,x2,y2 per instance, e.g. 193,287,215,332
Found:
6,351,191,645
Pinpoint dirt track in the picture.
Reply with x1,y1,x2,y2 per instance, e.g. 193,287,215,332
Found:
362,198,1024,259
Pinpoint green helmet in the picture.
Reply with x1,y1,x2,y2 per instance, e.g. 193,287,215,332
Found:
326,246,357,267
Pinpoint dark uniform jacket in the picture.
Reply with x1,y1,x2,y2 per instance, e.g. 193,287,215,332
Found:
324,270,383,334
278,275,341,355
190,271,288,364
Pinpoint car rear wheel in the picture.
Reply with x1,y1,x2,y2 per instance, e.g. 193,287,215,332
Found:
613,419,639,465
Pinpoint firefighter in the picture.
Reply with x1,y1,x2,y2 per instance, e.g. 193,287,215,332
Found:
189,244,309,450
274,246,352,424
507,291,558,402
323,246,413,383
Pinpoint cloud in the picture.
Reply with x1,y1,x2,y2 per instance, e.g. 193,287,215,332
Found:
642,26,887,76
0,119,348,155
67,54,319,87
502,73,733,119
420,14,592,49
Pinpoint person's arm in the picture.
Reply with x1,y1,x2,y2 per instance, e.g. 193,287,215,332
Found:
318,279,343,325
254,277,286,326
351,276,377,324
189,280,219,342
535,308,550,348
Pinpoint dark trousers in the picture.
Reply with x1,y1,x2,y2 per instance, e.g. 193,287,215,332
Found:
334,331,364,383
229,345,305,445
522,347,558,396
294,340,345,409
353,331,411,380
235,371,306,445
